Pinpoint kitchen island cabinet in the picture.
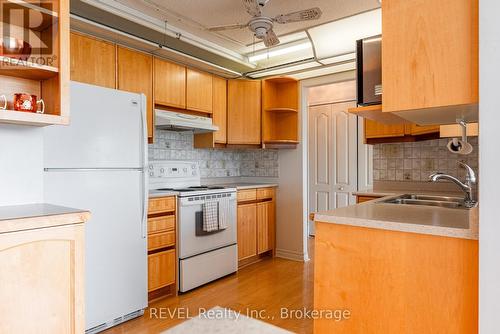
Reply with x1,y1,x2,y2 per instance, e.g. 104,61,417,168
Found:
0,204,89,334
314,207,478,333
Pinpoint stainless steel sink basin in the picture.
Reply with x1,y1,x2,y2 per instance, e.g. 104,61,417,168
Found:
379,194,473,209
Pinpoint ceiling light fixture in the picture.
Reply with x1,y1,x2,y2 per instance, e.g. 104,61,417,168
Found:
248,41,312,63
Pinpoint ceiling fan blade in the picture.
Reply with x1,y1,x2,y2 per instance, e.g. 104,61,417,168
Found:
263,29,280,47
243,0,262,17
273,7,322,24
207,23,249,32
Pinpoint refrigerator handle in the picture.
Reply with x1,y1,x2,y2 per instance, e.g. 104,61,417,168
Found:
138,94,148,238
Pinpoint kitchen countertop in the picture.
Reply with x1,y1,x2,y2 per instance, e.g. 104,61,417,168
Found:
209,182,278,190
149,190,179,198
0,203,90,234
314,194,478,240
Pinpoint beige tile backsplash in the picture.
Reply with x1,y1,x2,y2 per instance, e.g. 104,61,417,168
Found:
373,137,478,182
149,130,279,178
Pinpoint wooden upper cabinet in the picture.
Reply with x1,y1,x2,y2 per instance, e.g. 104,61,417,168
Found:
186,69,213,113
227,79,262,145
382,0,478,113
154,58,186,109
117,46,154,140
212,76,227,144
70,32,116,89
364,119,405,139
408,124,440,136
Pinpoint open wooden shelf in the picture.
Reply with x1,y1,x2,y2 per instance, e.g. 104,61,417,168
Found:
349,104,409,125
0,110,68,126
0,56,59,80
262,77,299,148
0,0,69,127
265,107,297,113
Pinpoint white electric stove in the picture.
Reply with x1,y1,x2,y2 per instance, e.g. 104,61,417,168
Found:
148,161,238,292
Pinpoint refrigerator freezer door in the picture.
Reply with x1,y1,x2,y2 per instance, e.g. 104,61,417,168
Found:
44,82,147,169
44,170,147,331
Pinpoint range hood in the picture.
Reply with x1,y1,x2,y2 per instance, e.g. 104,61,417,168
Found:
155,110,219,133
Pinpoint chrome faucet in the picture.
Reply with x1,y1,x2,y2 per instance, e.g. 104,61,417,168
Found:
429,162,477,208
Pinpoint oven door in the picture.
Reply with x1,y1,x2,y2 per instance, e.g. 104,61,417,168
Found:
178,192,237,259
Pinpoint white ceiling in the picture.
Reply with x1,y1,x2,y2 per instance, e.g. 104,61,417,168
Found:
112,0,380,54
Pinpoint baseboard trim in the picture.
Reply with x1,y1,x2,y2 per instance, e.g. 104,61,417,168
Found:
275,248,306,262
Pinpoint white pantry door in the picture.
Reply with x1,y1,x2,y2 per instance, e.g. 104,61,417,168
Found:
308,101,358,235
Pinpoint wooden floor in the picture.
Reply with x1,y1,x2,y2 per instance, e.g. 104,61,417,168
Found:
104,238,314,334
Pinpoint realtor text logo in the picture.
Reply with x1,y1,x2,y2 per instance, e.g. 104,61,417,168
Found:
1,0,56,67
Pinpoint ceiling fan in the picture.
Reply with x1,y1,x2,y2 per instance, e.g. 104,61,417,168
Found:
207,0,322,47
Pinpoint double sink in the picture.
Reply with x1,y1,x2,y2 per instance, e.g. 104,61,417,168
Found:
380,194,474,209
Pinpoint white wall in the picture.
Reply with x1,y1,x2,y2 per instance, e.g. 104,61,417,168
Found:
0,125,44,205
274,70,356,261
479,0,500,332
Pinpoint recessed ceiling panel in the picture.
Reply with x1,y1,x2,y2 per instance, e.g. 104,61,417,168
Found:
113,0,380,52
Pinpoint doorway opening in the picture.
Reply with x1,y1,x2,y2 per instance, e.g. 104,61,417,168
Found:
304,78,373,237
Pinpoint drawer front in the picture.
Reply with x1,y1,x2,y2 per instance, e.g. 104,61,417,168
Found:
148,231,175,251
148,249,175,291
356,195,382,204
148,197,175,214
256,187,275,200
237,189,257,202
148,215,175,234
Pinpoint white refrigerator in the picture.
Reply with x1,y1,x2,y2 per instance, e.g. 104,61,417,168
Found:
44,82,148,333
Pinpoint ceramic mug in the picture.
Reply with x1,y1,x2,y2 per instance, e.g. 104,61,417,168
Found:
13,93,45,114
0,95,6,110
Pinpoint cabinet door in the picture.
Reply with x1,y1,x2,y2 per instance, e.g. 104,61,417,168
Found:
0,224,85,333
364,119,405,139
70,32,116,89
382,0,478,112
117,47,154,140
186,68,213,113
257,200,275,254
212,76,227,143
237,203,257,260
228,80,262,145
409,124,440,136
148,249,176,291
154,58,186,109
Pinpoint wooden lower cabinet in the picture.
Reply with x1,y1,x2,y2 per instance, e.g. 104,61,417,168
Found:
147,196,177,301
237,187,276,266
314,222,478,334
237,203,257,260
0,223,85,333
257,201,275,254
148,249,176,291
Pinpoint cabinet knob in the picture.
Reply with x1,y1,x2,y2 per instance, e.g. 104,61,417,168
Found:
338,186,344,191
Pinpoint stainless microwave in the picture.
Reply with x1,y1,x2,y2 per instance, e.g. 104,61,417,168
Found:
356,35,382,106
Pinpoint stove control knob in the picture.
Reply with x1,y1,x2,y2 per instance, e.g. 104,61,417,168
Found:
149,172,154,177
160,168,165,174
148,165,153,170
191,164,196,169
183,167,188,172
